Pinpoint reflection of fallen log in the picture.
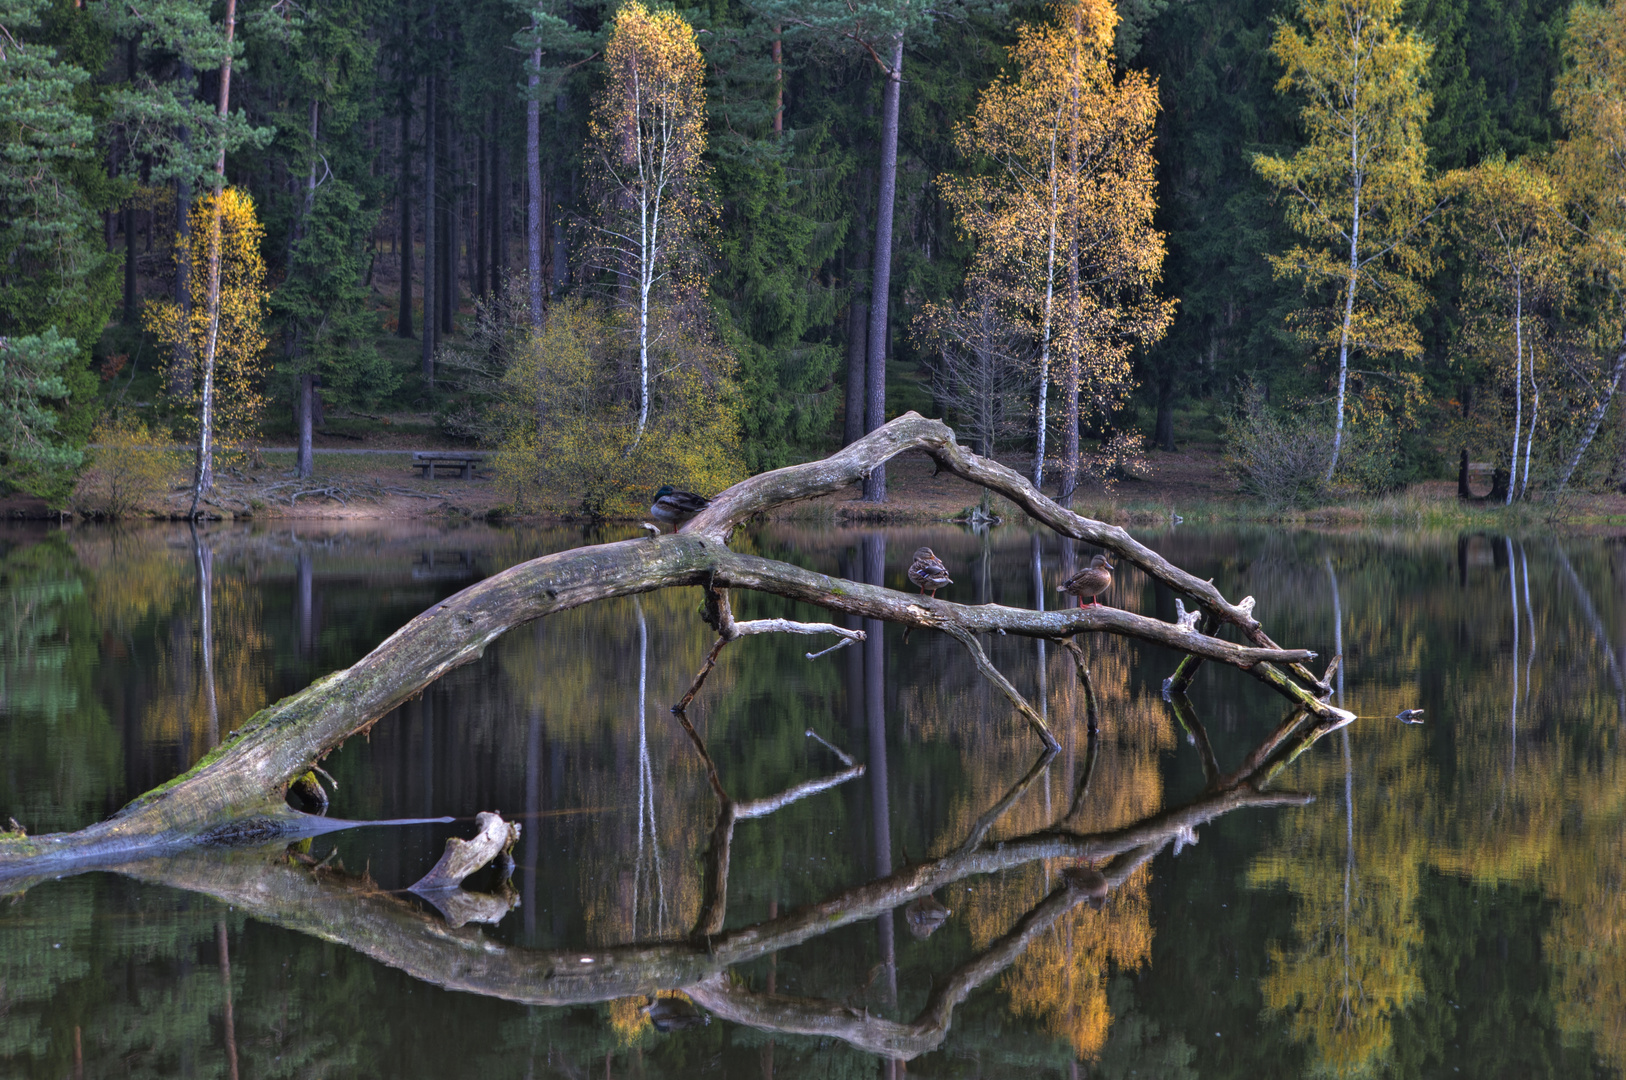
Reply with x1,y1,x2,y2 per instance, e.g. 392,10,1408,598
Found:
0,414,1340,879
408,811,521,928
62,691,1331,1065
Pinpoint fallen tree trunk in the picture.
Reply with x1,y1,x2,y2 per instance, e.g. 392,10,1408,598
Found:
0,412,1343,874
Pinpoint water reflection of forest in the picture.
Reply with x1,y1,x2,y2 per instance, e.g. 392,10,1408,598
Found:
2,523,1625,1076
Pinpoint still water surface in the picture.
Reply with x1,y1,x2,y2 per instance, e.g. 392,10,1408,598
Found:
0,521,1621,1078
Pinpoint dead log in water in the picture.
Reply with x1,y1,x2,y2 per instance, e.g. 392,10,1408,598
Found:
0,413,1344,875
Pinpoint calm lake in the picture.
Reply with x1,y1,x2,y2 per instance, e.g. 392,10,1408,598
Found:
0,520,1621,1078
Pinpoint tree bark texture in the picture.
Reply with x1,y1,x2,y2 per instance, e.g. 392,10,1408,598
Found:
0,415,1337,876
396,81,414,339
527,46,544,327
421,72,437,383
844,297,868,446
862,35,905,503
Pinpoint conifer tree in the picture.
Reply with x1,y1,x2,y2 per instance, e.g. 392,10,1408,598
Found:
0,0,118,501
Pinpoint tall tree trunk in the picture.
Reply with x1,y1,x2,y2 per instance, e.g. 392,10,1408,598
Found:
396,77,415,339
772,28,783,136
844,298,868,446
123,205,138,324
123,38,139,325
551,88,570,292
1555,344,1626,494
172,63,194,395
1508,272,1522,505
297,374,315,479
1326,150,1362,483
294,100,319,480
527,44,544,328
1058,25,1081,506
188,0,238,517
493,140,508,294
475,125,488,299
862,34,905,504
422,72,437,385
1154,376,1176,452
1521,349,1538,498
440,114,454,338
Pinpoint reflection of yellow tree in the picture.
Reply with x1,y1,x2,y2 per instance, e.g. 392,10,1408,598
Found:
1250,731,1427,1077
919,617,1172,1059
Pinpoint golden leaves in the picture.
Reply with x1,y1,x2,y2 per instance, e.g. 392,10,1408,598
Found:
939,8,1172,429
1253,0,1438,362
143,188,270,459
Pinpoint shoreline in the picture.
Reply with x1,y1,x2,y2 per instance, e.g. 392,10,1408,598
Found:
12,444,1626,531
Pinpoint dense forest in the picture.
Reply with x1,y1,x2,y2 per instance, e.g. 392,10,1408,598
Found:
1,0,1621,512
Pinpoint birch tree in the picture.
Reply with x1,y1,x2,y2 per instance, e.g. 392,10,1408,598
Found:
146,189,269,469
1253,0,1441,484
583,2,708,445
1447,159,1567,502
942,3,1172,501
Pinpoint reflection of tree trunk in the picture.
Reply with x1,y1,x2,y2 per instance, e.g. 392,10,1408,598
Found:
524,705,541,940
634,599,665,938
862,534,896,1006
217,919,240,1080
297,548,314,659
1554,545,1626,722
1326,554,1354,1033
1033,533,1048,719
195,529,219,749
1507,537,1519,775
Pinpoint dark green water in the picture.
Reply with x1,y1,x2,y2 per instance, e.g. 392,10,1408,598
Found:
1,521,1622,1078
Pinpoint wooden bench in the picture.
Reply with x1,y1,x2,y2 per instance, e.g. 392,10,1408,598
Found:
412,451,485,479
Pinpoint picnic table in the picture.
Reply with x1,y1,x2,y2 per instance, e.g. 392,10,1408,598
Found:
412,451,485,479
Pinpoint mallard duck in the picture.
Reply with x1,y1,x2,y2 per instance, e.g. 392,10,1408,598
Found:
907,546,953,598
905,893,952,939
1397,708,1425,724
649,486,710,532
1062,865,1111,910
641,995,710,1032
1057,554,1115,607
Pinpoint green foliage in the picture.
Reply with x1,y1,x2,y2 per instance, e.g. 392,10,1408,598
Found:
0,0,120,500
0,330,86,500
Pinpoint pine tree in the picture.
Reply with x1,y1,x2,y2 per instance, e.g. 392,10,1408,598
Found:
0,0,119,501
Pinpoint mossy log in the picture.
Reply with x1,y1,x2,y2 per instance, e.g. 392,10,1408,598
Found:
0,413,1343,875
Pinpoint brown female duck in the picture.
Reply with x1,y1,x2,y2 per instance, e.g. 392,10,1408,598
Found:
907,546,953,598
1057,553,1115,607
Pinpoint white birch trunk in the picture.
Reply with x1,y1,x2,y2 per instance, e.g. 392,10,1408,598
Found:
1521,353,1538,498
1554,345,1626,494
189,0,237,516
1508,273,1522,505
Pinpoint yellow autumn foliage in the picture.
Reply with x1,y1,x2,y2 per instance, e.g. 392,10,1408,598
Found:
70,415,185,518
490,297,745,516
144,188,270,463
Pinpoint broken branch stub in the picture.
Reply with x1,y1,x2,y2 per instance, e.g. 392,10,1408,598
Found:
0,413,1336,874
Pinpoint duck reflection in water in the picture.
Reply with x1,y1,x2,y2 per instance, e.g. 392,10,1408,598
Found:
641,994,710,1032
905,893,953,938
51,685,1352,1065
